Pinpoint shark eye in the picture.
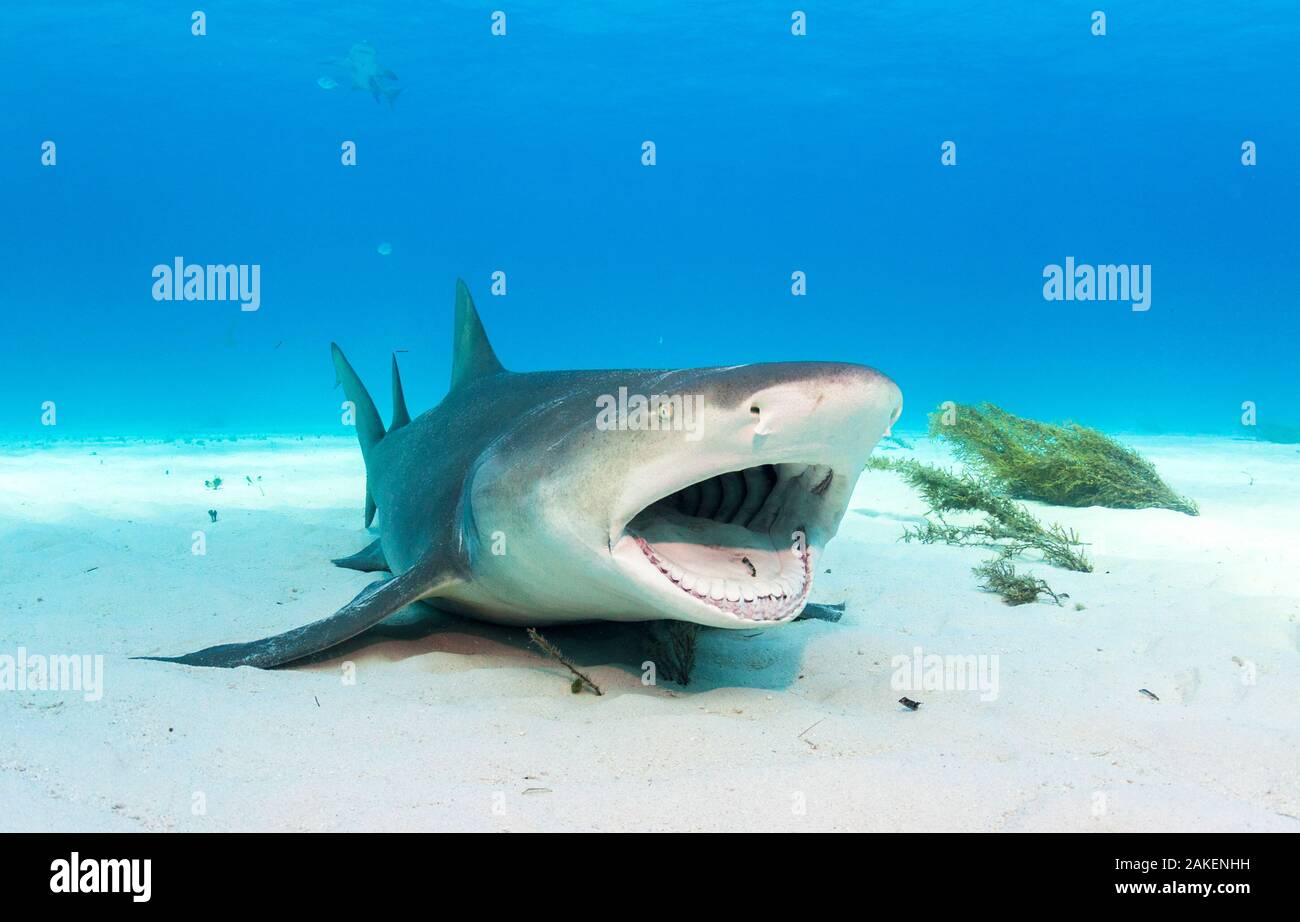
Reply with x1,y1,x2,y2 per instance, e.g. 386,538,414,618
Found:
750,405,760,415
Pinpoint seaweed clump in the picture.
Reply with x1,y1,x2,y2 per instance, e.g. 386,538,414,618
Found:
641,621,699,686
868,457,1092,573
973,558,1064,606
929,403,1198,516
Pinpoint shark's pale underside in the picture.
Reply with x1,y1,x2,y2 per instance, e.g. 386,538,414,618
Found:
148,281,902,668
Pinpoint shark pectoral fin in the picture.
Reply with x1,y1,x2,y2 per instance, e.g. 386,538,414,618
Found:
139,557,461,669
382,69,398,80
332,537,389,573
795,601,845,623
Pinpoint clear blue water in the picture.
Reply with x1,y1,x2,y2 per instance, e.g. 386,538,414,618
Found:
3,1,1297,439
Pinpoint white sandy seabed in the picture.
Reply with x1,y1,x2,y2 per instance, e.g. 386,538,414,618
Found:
0,434,1297,832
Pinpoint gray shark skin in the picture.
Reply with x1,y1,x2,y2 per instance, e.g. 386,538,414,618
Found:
325,41,402,106
146,281,902,669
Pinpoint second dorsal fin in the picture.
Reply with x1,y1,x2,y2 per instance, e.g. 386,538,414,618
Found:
390,353,411,430
450,279,505,391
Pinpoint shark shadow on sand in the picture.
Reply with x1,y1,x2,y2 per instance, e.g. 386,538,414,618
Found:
287,600,849,692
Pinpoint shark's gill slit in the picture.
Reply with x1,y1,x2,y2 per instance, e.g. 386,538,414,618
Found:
628,462,827,622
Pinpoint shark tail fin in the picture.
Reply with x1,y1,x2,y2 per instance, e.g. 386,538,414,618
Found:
450,279,506,391
390,353,411,431
331,343,385,527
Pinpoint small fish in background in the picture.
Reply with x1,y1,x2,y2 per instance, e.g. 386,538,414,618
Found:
320,41,402,107
316,75,339,90
377,242,393,256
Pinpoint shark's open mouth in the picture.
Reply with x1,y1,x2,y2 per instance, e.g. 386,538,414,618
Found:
624,463,834,623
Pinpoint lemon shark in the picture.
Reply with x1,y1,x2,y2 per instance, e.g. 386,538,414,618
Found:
148,281,902,668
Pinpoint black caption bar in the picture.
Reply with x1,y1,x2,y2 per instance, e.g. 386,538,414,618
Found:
0,832,1284,908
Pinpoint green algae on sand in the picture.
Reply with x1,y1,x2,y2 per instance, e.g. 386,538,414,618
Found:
929,403,1198,515
972,557,1065,606
867,457,1092,573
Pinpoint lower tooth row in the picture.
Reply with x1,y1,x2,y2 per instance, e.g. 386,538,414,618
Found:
658,560,802,600
637,538,808,615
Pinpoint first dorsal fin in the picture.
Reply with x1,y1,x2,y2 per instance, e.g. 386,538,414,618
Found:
390,353,411,430
450,279,505,391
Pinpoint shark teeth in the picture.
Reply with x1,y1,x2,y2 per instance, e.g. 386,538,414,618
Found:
632,535,812,623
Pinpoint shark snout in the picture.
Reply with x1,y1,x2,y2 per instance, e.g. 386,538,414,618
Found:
839,364,903,436
882,376,903,435
744,363,901,445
